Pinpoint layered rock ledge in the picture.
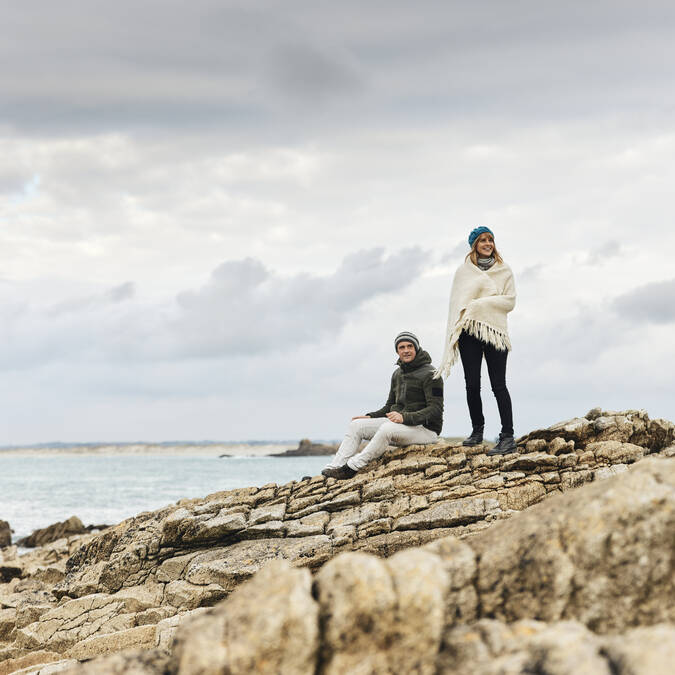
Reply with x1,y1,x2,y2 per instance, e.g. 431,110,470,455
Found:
0,408,673,674
169,454,675,674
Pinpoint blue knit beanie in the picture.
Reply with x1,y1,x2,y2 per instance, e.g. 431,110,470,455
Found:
468,226,494,248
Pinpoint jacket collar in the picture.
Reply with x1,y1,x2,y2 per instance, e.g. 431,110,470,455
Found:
397,349,431,372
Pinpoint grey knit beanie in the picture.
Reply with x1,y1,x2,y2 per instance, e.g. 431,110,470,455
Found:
394,331,420,352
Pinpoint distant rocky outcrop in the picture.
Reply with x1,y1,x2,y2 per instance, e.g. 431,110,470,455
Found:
15,518,108,551
17,517,87,549
0,523,10,550
273,438,338,456
0,408,673,674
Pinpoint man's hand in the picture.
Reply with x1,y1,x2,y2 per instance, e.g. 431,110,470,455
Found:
386,411,403,424
351,415,371,420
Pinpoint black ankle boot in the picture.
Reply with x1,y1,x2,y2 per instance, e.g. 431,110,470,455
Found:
333,464,357,480
322,465,357,480
488,433,517,456
462,426,484,446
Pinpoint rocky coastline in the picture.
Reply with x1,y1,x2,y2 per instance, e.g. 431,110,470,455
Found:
0,408,673,674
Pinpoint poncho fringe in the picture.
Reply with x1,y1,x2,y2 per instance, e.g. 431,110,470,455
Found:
462,318,512,351
434,319,511,379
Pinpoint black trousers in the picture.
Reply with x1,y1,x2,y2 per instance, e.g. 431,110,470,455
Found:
458,330,514,436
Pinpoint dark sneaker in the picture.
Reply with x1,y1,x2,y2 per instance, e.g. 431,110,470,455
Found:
321,467,342,478
462,427,484,446
487,434,517,456
332,464,357,480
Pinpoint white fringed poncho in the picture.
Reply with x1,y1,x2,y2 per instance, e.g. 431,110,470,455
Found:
435,259,516,379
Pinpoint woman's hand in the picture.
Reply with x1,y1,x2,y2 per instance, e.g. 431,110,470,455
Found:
386,411,404,424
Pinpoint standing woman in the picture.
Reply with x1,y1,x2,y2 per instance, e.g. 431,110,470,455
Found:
435,226,517,455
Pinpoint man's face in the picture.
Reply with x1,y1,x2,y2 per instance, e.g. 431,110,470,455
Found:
396,340,417,363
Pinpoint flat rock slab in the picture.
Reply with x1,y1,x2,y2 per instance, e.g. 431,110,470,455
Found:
394,497,500,531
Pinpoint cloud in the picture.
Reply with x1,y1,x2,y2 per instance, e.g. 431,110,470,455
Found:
266,44,364,102
586,240,622,265
0,248,429,371
1,2,675,443
0,168,31,196
47,282,135,317
3,2,675,135
171,247,428,357
519,264,543,283
439,240,467,264
611,278,675,324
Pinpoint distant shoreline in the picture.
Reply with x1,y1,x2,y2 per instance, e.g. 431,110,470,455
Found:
0,437,465,457
0,442,298,458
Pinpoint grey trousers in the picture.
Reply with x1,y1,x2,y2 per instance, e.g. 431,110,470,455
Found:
326,417,438,471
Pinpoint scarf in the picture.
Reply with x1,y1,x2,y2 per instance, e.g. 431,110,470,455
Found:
435,259,516,379
477,256,495,270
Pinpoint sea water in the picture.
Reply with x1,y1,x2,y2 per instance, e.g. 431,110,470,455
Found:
0,454,328,542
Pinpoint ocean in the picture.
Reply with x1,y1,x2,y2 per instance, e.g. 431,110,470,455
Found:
0,452,328,543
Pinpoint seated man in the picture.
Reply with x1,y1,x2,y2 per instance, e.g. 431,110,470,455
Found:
322,331,443,480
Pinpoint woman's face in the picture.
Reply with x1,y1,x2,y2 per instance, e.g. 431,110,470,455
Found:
475,233,495,257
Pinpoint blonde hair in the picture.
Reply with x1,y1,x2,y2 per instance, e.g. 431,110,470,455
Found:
466,233,503,266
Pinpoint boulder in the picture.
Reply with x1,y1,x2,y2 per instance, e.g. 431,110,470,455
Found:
65,625,156,660
439,619,675,675
0,522,11,549
18,517,87,549
0,561,22,584
314,549,450,674
519,408,674,451
15,593,136,653
602,624,675,675
0,650,62,675
58,649,170,674
172,560,318,674
471,457,674,632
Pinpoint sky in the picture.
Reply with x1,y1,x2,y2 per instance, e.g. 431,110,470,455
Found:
1,0,674,444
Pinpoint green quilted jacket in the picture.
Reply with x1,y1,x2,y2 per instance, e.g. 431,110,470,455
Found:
367,349,443,434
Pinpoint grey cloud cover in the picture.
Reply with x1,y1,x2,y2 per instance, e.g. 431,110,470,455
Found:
0,248,428,369
47,282,135,317
612,279,675,324
3,1,675,134
170,247,429,357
